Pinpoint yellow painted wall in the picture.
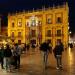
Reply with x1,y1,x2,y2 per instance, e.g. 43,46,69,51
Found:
8,3,69,48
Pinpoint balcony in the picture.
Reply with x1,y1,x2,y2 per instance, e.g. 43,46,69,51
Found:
55,34,64,37
46,34,52,37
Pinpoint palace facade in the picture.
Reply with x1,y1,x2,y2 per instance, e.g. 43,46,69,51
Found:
8,3,69,48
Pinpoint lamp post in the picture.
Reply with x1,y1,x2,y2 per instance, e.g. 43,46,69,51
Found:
69,31,72,44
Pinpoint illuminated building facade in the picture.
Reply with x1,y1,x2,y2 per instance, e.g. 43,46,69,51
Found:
8,3,69,48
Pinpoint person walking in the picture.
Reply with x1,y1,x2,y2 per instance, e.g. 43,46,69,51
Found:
40,40,52,69
53,41,64,70
4,44,12,71
0,44,5,69
13,43,21,69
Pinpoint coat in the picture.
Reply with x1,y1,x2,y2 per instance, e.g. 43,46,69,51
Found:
40,42,52,52
53,44,64,57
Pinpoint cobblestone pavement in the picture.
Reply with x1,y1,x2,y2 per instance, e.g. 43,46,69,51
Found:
0,47,75,75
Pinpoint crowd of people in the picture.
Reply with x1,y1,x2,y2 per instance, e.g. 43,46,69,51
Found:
0,40,64,72
0,43,22,72
0,42,37,72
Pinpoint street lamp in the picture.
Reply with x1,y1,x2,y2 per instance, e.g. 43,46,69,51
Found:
68,26,70,30
69,31,72,44
69,31,72,34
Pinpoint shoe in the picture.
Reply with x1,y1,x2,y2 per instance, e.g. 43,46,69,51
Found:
59,65,62,67
56,67,60,70
60,66,63,70
2,67,4,69
14,67,18,69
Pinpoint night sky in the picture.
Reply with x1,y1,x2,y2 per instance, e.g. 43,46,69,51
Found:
0,0,75,34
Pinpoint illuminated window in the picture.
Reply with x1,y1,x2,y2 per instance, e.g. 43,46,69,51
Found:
57,39,61,43
18,32,21,37
38,21,42,25
56,17,62,23
26,22,29,26
18,40,21,44
12,22,14,27
57,30,61,36
46,30,51,37
47,39,51,43
31,20,36,26
12,19,15,27
11,32,14,37
31,30,36,37
18,18,22,27
47,18,52,24
31,40,36,44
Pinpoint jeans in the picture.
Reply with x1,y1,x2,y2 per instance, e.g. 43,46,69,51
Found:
14,55,20,69
56,55,62,68
4,57,11,70
43,51,49,67
0,57,4,69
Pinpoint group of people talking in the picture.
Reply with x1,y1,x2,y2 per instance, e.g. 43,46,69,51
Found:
40,40,64,70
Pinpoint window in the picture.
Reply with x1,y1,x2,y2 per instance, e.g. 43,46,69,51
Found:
57,39,61,43
56,17,62,23
18,18,22,27
18,40,21,44
46,30,51,37
12,40,14,42
12,22,14,27
11,32,14,37
38,21,42,25
46,14,53,24
47,18,52,24
31,20,36,26
12,19,15,27
31,40,36,44
47,39,51,43
57,30,61,36
18,32,21,37
18,22,22,27
31,30,36,37
26,22,29,26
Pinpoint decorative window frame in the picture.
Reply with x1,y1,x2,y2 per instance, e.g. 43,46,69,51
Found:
45,28,52,37
55,12,63,24
11,19,15,27
46,14,53,24
18,32,22,37
56,29,62,36
17,18,22,27
11,32,14,37
46,30,51,37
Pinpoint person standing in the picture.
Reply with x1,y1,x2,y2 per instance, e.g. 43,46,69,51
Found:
53,41,64,70
4,44,12,71
0,44,5,69
13,43,21,69
40,40,52,68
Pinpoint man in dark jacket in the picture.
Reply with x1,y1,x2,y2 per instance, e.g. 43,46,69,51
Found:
53,41,64,70
4,44,12,71
0,44,5,69
13,43,21,69
40,40,52,68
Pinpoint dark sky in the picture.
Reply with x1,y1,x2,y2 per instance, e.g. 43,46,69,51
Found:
0,0,75,33
0,0,67,13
